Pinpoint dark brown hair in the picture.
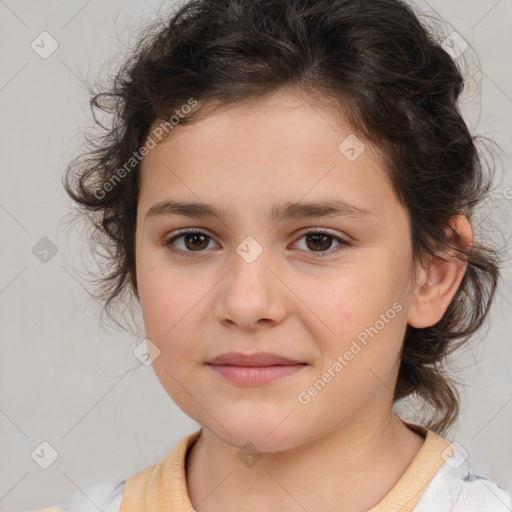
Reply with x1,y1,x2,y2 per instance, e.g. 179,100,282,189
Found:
63,0,504,435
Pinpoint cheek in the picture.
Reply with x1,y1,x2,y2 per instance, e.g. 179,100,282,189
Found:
139,279,195,353
135,252,210,371
136,252,182,342
314,254,410,367
308,283,407,412
136,260,205,409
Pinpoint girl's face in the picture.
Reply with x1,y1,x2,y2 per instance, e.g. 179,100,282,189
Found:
135,89,421,451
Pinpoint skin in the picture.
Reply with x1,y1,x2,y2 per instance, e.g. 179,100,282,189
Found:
134,88,472,512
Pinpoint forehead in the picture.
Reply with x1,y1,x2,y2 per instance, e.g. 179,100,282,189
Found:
138,90,398,223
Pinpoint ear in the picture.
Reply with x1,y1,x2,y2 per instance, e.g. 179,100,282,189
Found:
407,215,473,329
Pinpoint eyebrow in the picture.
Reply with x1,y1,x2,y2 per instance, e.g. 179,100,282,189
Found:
145,199,375,223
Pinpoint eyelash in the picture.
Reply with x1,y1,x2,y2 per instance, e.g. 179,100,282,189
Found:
163,228,352,259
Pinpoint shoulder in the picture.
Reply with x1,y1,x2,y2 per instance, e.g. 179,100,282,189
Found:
24,480,125,512
415,451,512,511
23,430,202,512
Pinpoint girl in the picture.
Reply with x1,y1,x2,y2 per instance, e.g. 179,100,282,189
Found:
29,0,511,510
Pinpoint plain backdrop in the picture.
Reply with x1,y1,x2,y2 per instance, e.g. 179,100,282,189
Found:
0,0,511,510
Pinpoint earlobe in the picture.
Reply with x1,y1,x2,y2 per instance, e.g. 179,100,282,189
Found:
407,215,472,329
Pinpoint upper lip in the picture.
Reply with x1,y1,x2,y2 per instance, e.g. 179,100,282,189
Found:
206,352,304,366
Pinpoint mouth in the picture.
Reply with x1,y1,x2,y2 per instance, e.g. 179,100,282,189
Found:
205,352,308,386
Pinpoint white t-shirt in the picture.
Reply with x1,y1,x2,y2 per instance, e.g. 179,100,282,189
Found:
26,431,512,512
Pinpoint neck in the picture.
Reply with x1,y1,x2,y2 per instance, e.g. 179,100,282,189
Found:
186,413,425,512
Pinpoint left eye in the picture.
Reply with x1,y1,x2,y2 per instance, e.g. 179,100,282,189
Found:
163,229,351,258
291,231,350,256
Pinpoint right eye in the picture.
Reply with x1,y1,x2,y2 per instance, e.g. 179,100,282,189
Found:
163,229,219,257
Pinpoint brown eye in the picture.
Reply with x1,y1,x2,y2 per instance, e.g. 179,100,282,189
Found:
163,228,352,259
164,229,217,256
292,230,351,258
182,232,209,251
305,233,335,251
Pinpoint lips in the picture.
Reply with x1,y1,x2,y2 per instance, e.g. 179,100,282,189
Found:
205,352,307,386
206,351,303,366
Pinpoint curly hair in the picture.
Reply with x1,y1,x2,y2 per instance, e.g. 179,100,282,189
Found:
63,0,503,435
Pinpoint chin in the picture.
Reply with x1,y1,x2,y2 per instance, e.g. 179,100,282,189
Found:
198,407,308,453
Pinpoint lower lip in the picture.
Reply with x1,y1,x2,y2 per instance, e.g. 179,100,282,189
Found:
207,364,307,386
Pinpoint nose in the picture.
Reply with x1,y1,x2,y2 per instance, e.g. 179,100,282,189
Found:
214,239,288,331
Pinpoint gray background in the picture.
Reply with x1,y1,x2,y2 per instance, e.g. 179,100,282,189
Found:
0,0,511,510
